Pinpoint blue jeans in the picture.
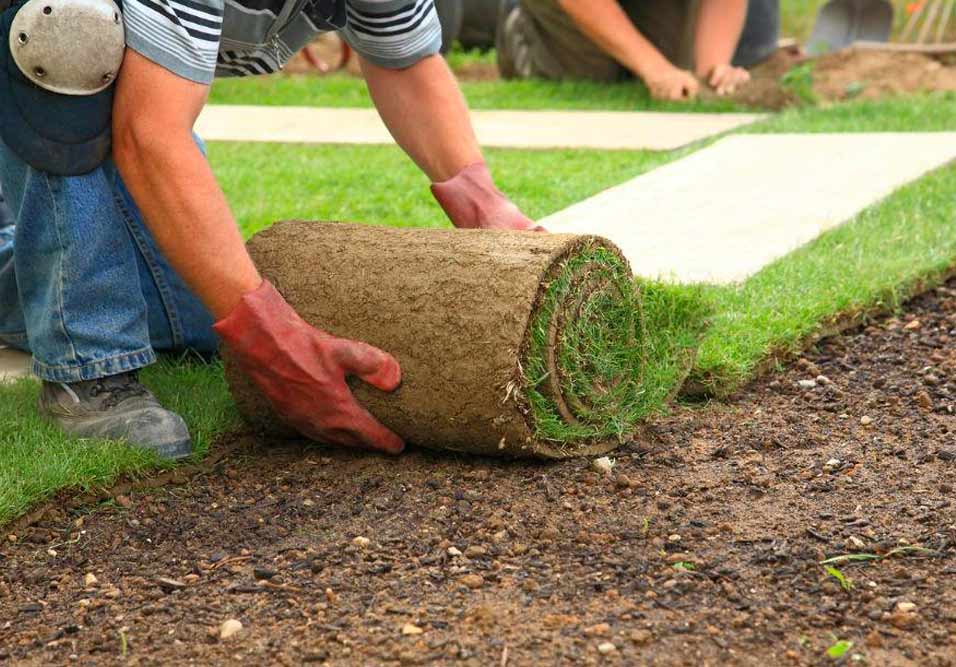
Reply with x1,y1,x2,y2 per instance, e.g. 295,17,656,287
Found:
0,140,219,382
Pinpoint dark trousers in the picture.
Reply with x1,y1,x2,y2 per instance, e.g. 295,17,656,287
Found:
501,0,779,81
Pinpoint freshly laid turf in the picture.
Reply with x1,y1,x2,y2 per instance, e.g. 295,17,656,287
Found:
3,94,955,525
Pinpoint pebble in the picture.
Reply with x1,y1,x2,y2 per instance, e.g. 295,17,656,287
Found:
937,448,956,462
401,623,424,636
815,375,832,385
460,574,484,589
896,601,917,613
824,458,842,470
6,534,16,543
591,457,615,475
614,474,633,490
114,495,132,508
630,629,652,644
464,546,487,558
798,379,817,389
83,573,98,587
904,319,921,330
155,577,187,592
447,547,462,557
917,391,934,410
667,534,681,543
219,619,243,640
849,536,866,549
597,642,617,655
584,623,610,637
860,416,873,426
352,536,371,548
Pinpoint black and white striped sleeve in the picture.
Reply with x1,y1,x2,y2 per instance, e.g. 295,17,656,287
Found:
341,0,442,69
124,0,224,84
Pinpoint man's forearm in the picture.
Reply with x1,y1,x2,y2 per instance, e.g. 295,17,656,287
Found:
695,0,748,77
557,0,669,78
113,128,260,319
361,55,481,182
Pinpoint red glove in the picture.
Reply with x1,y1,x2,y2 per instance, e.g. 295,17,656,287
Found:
431,162,545,232
214,281,404,455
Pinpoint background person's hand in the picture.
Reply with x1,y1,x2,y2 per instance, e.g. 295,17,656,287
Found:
641,63,700,101
706,64,751,96
214,281,405,455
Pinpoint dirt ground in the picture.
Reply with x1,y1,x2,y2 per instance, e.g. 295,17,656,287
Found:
2,279,956,667
723,47,956,109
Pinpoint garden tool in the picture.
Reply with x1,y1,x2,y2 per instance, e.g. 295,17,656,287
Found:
807,0,894,54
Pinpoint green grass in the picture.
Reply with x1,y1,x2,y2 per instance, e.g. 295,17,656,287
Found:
209,73,745,112
3,93,956,526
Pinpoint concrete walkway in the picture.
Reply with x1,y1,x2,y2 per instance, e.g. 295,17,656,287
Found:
542,132,956,284
196,105,765,151
0,346,31,383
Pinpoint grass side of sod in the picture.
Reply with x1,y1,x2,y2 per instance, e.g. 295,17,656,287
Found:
3,94,955,525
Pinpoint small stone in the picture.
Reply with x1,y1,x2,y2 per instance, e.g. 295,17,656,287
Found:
83,573,98,587
865,630,883,648
917,391,934,410
219,619,243,640
114,495,132,508
630,629,652,645
860,416,873,426
937,448,956,462
849,536,866,549
896,601,917,613
887,611,918,629
302,499,315,507
904,319,921,330
156,577,187,592
824,458,841,470
815,375,832,385
798,379,817,389
597,642,617,655
447,547,462,557
464,546,487,558
253,568,277,580
584,623,610,637
614,474,633,490
401,623,423,636
352,536,371,548
460,574,484,589
591,457,615,475
668,534,681,543
7,534,17,543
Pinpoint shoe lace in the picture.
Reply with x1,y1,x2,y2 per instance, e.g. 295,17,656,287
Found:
89,373,150,409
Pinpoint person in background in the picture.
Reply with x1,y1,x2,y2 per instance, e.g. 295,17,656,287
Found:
497,0,780,100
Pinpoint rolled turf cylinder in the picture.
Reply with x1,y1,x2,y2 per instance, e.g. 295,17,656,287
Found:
224,221,648,459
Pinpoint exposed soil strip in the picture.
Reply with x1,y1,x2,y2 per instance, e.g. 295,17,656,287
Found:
225,222,662,458
2,280,954,666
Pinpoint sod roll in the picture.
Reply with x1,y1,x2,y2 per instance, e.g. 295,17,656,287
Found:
225,221,648,459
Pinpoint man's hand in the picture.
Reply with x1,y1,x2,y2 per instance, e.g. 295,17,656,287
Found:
641,63,700,101
431,162,543,231
706,64,750,95
215,281,404,454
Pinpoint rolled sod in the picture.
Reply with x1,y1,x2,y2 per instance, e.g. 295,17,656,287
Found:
224,221,665,458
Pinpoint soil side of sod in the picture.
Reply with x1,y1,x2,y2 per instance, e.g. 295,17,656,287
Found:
3,281,955,666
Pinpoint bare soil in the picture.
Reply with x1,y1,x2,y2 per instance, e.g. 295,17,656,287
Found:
2,280,956,666
723,47,956,109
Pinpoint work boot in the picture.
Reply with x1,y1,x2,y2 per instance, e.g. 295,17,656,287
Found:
38,371,193,461
495,2,534,79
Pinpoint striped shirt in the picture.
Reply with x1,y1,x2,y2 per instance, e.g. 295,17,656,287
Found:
124,0,442,85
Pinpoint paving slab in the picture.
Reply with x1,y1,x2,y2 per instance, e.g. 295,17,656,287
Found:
0,346,32,383
541,132,956,284
196,105,765,151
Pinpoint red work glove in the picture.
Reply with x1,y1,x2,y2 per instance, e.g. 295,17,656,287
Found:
214,281,404,455
431,161,545,232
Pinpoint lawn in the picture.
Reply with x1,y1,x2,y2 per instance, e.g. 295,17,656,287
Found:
3,92,955,526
